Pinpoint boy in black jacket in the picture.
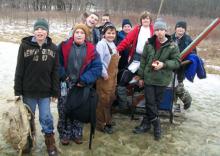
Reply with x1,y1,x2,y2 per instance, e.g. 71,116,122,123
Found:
171,21,196,110
14,18,59,156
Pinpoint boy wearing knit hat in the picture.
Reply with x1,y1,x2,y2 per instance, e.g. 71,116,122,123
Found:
113,18,132,112
133,18,180,140
14,18,59,156
117,18,132,70
96,22,120,134
57,23,102,145
171,21,196,111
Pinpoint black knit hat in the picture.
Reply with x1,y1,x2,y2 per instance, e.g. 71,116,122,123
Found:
34,18,49,33
175,21,187,30
102,22,116,35
122,19,132,28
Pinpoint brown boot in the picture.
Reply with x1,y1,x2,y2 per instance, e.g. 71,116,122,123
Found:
44,133,58,156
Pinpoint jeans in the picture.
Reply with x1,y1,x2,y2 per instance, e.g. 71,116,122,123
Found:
23,97,54,134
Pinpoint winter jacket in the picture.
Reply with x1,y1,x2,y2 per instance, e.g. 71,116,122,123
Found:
14,36,59,98
117,24,154,62
92,27,101,45
185,54,206,82
138,35,181,86
116,30,129,70
59,37,102,85
171,32,197,54
171,32,197,82
96,38,117,78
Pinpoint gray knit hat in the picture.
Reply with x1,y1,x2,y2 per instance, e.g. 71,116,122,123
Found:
154,18,167,30
34,18,49,33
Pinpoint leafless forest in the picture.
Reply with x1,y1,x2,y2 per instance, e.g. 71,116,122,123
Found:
0,0,219,18
0,0,219,72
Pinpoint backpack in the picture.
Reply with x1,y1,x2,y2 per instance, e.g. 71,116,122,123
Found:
1,98,35,155
65,86,98,149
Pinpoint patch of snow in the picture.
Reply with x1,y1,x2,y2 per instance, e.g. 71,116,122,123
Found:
206,65,220,71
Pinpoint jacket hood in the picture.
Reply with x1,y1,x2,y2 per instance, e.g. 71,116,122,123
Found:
148,34,172,47
21,36,53,47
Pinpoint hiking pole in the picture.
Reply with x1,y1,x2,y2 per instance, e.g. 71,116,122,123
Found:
180,17,220,61
157,0,165,18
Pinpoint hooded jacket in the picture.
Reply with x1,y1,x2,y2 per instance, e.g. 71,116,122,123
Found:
14,36,59,98
59,37,102,85
138,35,181,86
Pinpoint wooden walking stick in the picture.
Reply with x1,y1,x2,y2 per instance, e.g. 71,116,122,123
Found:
180,18,220,60
157,0,165,18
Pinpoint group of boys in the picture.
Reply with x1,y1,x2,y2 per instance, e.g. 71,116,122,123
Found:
13,11,194,155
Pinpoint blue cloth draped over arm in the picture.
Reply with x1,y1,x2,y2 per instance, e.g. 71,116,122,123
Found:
185,54,206,82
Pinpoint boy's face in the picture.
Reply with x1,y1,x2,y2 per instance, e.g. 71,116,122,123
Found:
123,24,132,34
86,14,99,28
104,29,116,42
155,29,166,41
141,17,151,27
175,27,186,37
34,28,48,42
101,16,110,25
74,29,86,45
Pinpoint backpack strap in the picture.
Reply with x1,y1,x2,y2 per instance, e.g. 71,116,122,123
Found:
106,43,113,55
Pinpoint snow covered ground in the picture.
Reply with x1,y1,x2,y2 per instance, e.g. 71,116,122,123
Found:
0,42,220,156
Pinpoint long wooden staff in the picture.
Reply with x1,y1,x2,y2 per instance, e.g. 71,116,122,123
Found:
180,18,220,61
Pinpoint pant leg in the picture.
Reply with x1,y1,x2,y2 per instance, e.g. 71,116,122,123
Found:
57,92,83,140
57,95,74,139
144,85,165,120
96,78,112,130
116,85,128,109
23,96,37,114
176,82,192,106
38,98,54,134
155,86,166,111
70,120,83,140
144,85,157,120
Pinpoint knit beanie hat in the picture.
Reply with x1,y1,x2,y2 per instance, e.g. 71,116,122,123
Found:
73,23,90,38
175,21,187,30
154,18,167,30
34,18,49,33
102,22,116,35
122,19,132,28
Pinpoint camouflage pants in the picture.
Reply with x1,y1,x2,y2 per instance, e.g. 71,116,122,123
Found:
175,82,192,109
57,82,83,140
116,85,128,109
